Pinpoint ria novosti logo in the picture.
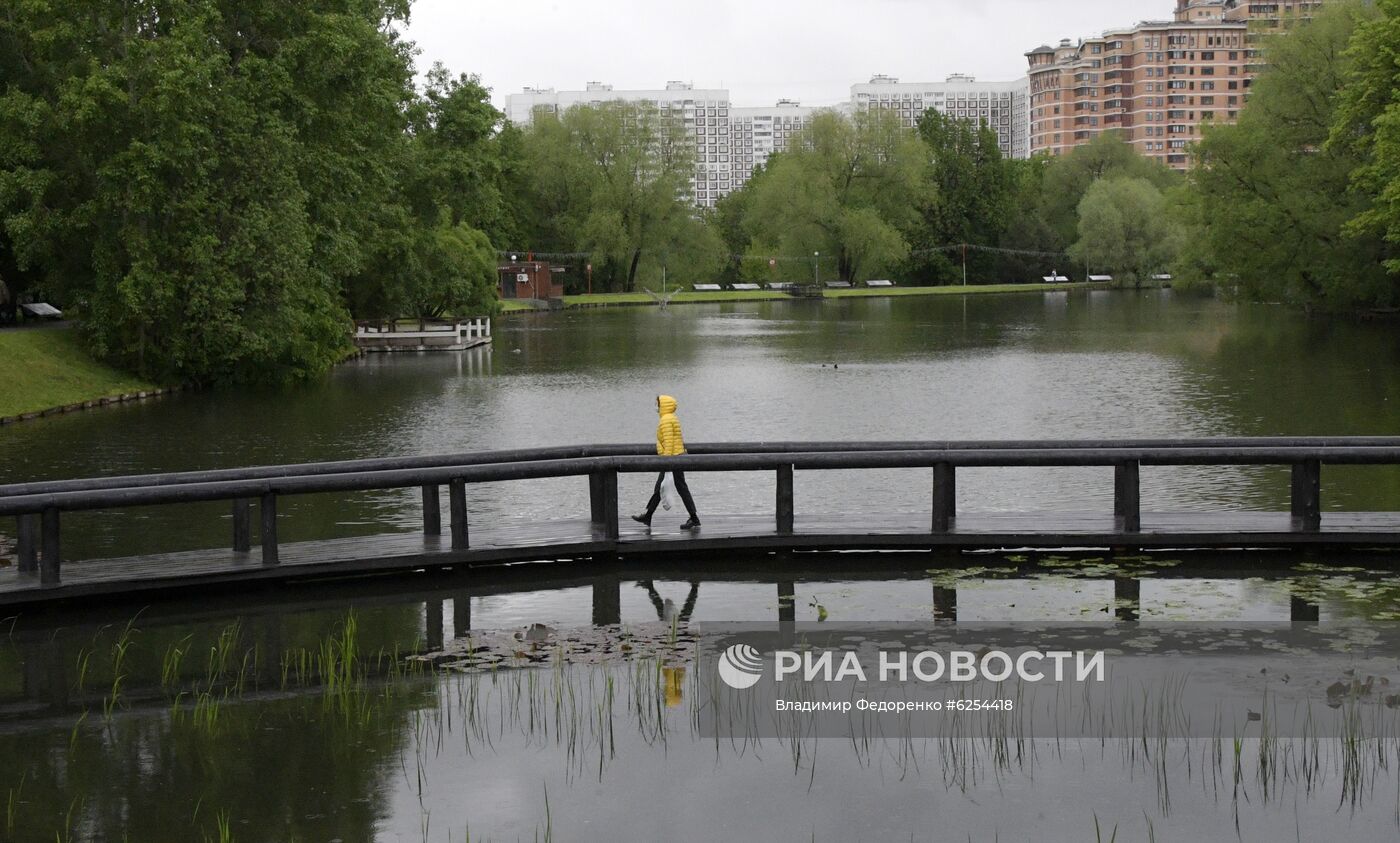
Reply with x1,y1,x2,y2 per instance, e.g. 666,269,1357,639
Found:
716,642,1107,690
716,643,764,689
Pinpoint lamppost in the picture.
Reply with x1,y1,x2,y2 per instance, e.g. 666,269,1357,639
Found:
813,251,820,286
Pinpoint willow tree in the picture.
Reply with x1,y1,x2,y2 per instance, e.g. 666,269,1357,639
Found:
516,102,720,291
742,109,926,283
1069,177,1182,284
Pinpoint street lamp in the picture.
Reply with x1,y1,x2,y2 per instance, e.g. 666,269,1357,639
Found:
813,251,820,286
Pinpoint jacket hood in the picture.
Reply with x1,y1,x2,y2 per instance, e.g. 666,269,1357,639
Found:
657,395,678,415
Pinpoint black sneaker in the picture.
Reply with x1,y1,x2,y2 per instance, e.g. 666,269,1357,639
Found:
679,519,701,531
631,514,651,527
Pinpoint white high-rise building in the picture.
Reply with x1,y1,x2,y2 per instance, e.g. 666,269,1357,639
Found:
503,75,1029,208
728,100,820,190
506,81,735,208
850,74,1030,159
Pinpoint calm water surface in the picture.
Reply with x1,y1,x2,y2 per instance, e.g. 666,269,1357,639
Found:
2,291,1399,558
3,291,1400,841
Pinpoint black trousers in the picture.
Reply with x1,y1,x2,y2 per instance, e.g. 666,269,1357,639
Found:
644,471,699,521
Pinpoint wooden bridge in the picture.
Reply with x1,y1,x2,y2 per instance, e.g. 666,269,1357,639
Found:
3,438,1400,608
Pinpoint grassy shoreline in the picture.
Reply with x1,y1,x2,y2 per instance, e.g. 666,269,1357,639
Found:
500,281,1111,312
0,328,158,420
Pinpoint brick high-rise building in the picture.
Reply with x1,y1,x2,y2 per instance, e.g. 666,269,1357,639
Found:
1026,0,1324,168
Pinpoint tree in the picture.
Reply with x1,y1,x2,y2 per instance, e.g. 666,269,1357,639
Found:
904,111,1015,285
514,102,716,291
1037,132,1180,248
998,156,1064,281
743,109,925,283
1187,0,1390,309
348,65,506,324
403,65,513,242
0,0,421,384
1330,0,1400,278
1069,177,1182,284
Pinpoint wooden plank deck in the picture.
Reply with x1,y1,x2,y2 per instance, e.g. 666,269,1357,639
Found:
3,510,1400,608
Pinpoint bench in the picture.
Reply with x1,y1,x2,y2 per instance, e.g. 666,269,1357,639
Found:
1042,275,1069,283
19,302,62,319
692,284,723,292
731,283,761,291
864,280,894,288
825,281,853,289
1088,275,1113,282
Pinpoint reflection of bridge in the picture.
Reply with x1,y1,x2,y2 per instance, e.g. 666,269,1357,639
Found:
3,439,1400,608
2,555,1340,719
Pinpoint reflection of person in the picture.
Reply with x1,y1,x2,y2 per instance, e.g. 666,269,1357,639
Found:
632,395,701,530
662,665,686,709
639,579,698,709
638,580,700,624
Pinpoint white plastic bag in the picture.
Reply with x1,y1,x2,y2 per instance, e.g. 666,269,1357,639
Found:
659,473,677,512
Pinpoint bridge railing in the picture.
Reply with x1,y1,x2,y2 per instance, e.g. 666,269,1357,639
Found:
5,439,1400,588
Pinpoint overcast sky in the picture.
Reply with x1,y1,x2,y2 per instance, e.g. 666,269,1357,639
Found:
403,0,1172,109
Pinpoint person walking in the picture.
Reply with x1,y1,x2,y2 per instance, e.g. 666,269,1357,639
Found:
633,394,701,531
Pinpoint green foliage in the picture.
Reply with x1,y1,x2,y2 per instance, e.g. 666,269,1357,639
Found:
1069,178,1181,284
512,102,722,291
1037,132,1181,248
742,109,925,282
0,0,424,384
978,134,1178,283
1187,0,1391,309
347,65,506,323
904,111,1017,284
1331,0,1400,276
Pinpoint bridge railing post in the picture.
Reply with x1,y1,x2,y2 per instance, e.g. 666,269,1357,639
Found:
599,470,619,542
16,514,38,574
776,465,794,535
932,462,956,533
40,507,60,586
1291,459,1321,532
260,493,279,566
1114,460,1141,533
449,479,469,549
422,485,441,536
232,499,252,552
589,472,605,526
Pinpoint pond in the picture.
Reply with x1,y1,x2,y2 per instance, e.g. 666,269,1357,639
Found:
2,290,1400,840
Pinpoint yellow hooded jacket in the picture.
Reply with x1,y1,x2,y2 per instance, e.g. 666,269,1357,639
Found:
656,395,685,456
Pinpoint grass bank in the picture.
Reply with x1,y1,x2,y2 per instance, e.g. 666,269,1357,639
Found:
537,281,1107,311
0,328,157,419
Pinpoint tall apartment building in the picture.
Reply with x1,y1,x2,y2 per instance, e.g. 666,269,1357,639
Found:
505,82,736,208
1026,0,1324,168
850,75,1030,159
502,73,1033,206
728,100,819,193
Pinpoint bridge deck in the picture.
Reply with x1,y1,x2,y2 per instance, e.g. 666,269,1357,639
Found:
3,510,1400,607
